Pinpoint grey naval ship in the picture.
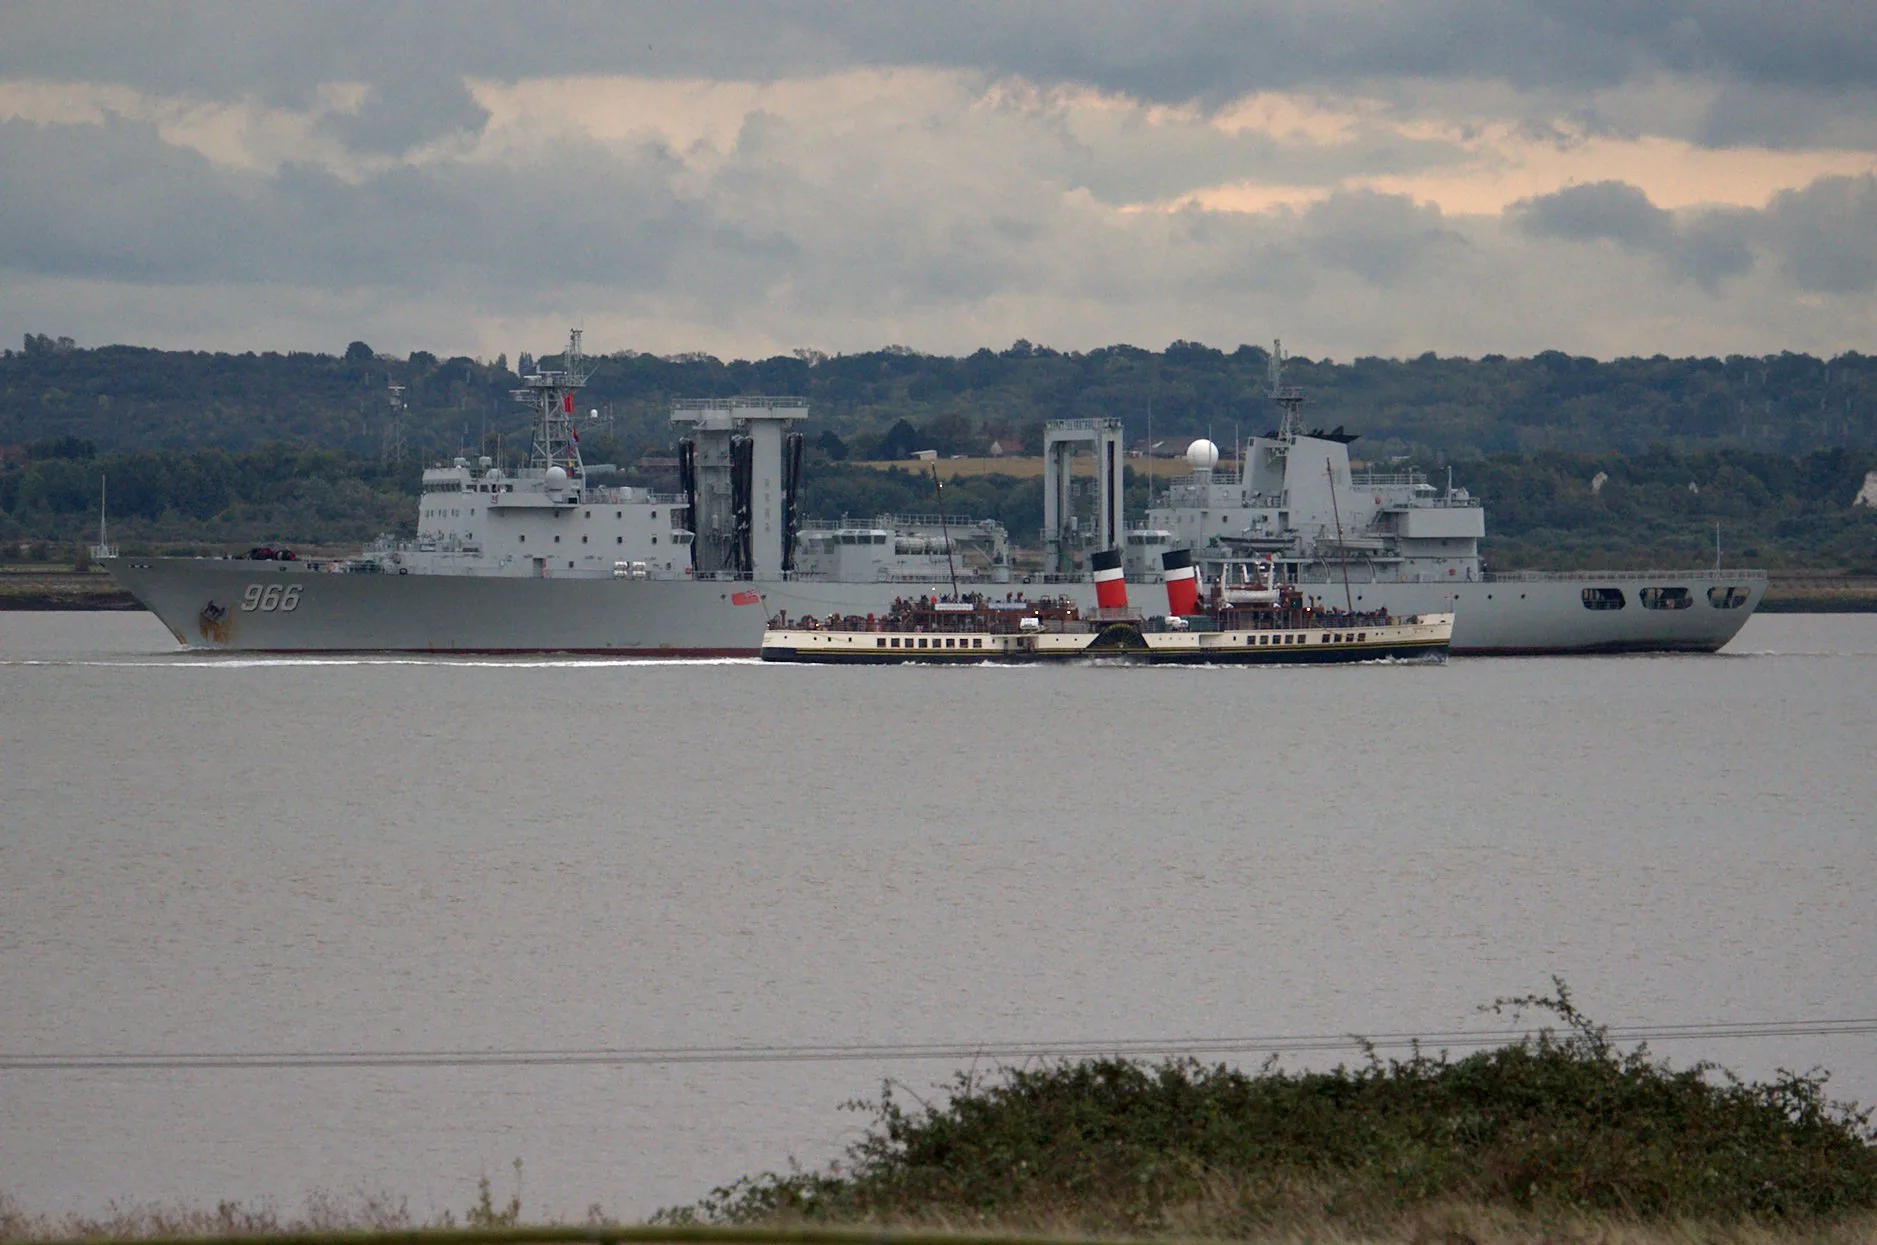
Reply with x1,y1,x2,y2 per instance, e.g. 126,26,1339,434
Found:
104,333,1766,656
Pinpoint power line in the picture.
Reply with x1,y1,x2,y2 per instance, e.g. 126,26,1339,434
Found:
3,1018,1872,1073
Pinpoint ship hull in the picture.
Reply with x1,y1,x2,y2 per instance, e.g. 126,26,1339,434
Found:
1325,574,1766,655
104,559,1765,657
762,614,1452,665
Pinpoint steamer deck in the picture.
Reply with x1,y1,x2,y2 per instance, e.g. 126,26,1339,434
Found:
761,611,1453,665
761,563,1452,666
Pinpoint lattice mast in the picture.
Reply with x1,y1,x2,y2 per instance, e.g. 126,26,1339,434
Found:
1266,338,1306,442
518,329,589,481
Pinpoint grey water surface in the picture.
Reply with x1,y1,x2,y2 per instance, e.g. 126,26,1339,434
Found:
1,611,1872,1219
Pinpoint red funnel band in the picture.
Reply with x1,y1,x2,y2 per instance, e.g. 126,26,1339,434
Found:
1093,563,1128,609
1164,564,1199,615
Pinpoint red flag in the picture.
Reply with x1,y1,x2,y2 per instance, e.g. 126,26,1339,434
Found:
730,590,761,606
562,393,574,414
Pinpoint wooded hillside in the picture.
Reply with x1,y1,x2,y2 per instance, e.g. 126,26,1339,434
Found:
4,337,1874,569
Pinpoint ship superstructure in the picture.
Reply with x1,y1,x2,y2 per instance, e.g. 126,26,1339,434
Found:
345,335,1008,588
370,332,697,580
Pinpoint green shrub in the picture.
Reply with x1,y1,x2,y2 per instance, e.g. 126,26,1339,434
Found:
668,984,1875,1231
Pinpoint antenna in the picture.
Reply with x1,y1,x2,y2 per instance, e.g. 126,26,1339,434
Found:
930,463,960,600
1145,389,1153,509
92,473,116,559
1326,457,1353,614
1267,338,1304,441
383,382,406,468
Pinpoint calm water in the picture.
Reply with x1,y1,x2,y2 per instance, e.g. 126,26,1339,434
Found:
1,612,1873,1219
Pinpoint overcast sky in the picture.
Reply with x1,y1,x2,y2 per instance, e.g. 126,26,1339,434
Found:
3,1,1875,362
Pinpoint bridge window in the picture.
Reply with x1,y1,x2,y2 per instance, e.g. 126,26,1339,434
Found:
1640,587,1692,610
1581,587,1626,610
1708,585,1751,609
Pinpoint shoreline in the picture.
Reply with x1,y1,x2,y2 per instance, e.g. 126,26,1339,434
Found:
0,570,140,611
4,570,1874,613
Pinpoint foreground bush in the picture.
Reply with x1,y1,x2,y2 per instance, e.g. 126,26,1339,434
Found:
668,985,1877,1233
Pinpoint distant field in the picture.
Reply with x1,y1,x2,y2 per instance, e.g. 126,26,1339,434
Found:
1761,571,1877,612
849,456,1200,481
0,567,139,610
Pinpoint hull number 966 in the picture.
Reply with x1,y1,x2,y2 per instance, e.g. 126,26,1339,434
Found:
241,583,303,612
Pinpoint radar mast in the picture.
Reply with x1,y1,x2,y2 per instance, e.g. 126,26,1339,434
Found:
1266,338,1306,442
517,329,589,486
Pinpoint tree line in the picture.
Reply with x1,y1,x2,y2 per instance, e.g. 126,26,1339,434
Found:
6,337,1877,468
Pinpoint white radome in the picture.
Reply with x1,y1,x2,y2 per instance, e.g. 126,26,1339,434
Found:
545,465,569,486
1186,438,1220,470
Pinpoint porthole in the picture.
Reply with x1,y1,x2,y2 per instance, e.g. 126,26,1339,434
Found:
1708,585,1750,609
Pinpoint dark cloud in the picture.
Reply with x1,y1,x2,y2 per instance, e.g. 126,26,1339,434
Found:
1297,190,1467,287
0,116,258,283
0,115,791,299
5,1,1877,152
318,73,491,155
1694,82,1877,151
1511,180,1672,248
1761,174,1877,294
1510,181,1752,289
